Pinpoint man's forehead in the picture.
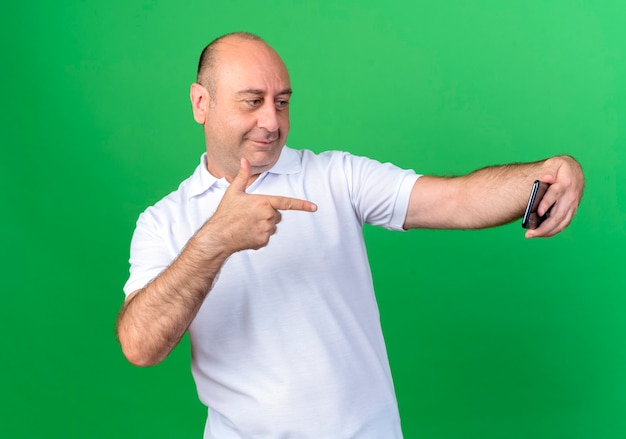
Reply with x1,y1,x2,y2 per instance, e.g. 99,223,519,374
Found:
216,54,290,91
218,66,291,92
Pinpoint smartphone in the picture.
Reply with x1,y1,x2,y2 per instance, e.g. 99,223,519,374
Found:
522,180,552,229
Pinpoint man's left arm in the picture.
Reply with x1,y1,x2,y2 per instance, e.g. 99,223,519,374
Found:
403,155,584,238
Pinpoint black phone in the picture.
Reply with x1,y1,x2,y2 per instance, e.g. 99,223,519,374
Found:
522,180,552,229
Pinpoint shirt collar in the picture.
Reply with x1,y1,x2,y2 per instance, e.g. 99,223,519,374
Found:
187,146,301,199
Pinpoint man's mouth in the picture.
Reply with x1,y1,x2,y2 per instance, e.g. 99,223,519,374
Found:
249,138,278,146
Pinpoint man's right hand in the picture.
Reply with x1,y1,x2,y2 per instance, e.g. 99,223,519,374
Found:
206,158,317,252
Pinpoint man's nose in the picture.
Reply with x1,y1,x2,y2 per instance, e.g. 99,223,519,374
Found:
257,102,280,132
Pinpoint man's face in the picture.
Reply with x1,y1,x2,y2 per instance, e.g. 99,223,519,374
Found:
201,38,292,180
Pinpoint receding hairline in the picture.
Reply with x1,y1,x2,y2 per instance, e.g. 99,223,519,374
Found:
196,32,271,93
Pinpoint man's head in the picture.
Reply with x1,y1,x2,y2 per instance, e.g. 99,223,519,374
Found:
190,32,292,181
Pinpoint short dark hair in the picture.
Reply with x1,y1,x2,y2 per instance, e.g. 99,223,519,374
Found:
196,32,266,96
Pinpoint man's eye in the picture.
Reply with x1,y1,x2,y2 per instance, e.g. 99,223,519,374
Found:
276,100,289,109
247,99,262,107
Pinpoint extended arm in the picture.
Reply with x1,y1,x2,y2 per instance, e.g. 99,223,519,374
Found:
116,159,317,366
404,155,584,237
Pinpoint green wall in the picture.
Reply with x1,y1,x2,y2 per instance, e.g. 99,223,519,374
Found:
2,1,625,438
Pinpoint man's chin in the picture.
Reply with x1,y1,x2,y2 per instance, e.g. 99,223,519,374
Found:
245,147,283,170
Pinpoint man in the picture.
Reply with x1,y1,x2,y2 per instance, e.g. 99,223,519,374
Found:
117,32,584,438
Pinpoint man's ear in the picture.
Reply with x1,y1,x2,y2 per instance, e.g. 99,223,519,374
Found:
190,83,210,124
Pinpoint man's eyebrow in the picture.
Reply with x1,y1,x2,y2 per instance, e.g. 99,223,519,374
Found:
237,88,293,96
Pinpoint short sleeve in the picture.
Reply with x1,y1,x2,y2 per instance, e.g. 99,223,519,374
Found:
342,154,421,231
122,211,174,296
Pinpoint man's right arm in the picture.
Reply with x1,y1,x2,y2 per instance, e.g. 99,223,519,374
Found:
116,158,317,367
116,221,232,367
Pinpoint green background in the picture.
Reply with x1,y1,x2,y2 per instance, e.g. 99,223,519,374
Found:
2,1,625,438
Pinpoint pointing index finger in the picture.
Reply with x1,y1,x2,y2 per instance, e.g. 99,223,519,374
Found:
268,196,317,212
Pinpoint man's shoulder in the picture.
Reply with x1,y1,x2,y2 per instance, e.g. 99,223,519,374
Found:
293,147,361,168
295,147,399,174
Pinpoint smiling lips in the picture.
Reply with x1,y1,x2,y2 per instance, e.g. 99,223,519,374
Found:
251,139,273,145
247,135,279,147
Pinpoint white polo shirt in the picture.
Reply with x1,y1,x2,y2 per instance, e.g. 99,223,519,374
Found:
124,147,420,439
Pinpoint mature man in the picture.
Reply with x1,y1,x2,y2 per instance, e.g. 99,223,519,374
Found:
117,32,584,438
